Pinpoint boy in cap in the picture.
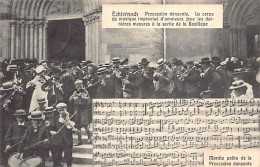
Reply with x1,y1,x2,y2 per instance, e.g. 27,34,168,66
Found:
50,103,76,167
230,80,253,98
4,109,29,155
69,80,91,145
18,111,49,166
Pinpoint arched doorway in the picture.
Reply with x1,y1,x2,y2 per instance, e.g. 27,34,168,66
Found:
47,18,85,62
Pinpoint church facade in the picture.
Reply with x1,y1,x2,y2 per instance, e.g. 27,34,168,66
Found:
0,0,259,64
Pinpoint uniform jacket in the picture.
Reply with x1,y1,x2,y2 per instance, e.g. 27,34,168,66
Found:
5,121,29,146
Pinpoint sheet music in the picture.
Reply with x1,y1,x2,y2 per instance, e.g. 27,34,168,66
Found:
92,99,260,166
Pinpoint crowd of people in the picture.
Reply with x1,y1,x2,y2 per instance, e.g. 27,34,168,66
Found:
0,56,260,166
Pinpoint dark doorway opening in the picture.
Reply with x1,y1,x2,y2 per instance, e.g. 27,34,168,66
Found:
246,25,260,58
47,18,85,62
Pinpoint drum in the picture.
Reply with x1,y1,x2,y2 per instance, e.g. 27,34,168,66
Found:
8,152,23,167
20,156,42,167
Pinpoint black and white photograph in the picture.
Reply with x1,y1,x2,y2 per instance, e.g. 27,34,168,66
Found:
0,0,260,166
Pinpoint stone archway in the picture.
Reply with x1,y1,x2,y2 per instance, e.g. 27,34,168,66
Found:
8,0,102,63
228,0,260,59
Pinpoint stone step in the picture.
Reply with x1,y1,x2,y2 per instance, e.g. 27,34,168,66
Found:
73,144,93,154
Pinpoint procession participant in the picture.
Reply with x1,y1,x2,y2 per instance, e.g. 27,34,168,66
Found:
172,59,186,98
123,63,143,98
139,58,155,98
211,57,227,98
26,65,49,112
69,80,91,145
50,103,76,167
39,60,50,76
230,80,254,98
96,67,115,98
103,61,113,74
183,61,201,98
199,57,222,98
43,106,56,159
17,111,49,167
153,58,173,98
4,109,28,155
111,57,123,98
84,63,99,99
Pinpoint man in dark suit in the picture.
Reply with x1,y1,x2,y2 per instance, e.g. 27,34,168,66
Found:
111,57,124,98
18,111,49,167
200,57,223,98
183,61,201,98
96,67,115,98
50,103,76,167
4,109,29,156
139,58,155,98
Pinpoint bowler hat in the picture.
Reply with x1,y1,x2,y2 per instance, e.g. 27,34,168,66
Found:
28,111,44,120
140,58,149,65
199,57,211,64
212,57,221,63
13,109,27,116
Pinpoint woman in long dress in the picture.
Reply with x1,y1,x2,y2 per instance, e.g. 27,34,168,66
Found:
26,65,49,112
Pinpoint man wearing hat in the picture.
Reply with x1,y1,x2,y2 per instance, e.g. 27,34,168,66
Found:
83,63,99,99
211,56,228,98
69,80,91,145
112,57,124,98
4,109,28,155
103,61,113,74
123,63,143,98
35,97,47,113
50,103,75,167
199,57,222,98
153,58,173,98
18,111,49,166
140,58,155,98
96,67,115,98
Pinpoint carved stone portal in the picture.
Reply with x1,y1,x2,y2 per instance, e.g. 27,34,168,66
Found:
47,0,84,15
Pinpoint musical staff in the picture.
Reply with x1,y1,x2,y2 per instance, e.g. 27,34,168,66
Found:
93,99,260,166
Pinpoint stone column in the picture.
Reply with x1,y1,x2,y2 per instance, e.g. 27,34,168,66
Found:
9,19,16,60
24,21,29,59
95,12,101,64
82,16,90,60
34,21,39,60
16,20,20,59
43,21,48,60
91,15,96,63
38,21,44,62
29,20,34,59
20,20,25,59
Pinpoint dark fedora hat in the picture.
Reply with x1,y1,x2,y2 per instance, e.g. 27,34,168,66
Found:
212,57,221,63
13,109,27,116
140,58,149,65
0,82,14,91
199,57,211,64
28,111,44,120
96,67,108,75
